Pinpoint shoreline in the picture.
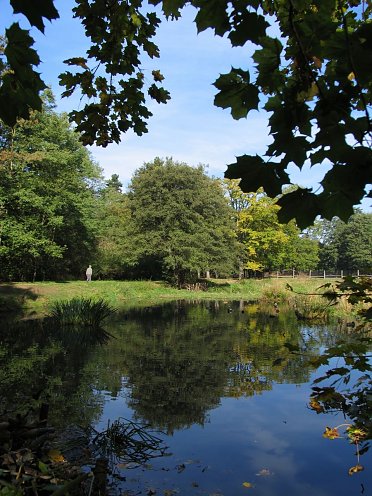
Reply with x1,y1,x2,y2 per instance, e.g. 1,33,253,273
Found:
0,278,348,319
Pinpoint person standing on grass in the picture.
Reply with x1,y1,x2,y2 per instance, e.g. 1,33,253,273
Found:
86,265,93,282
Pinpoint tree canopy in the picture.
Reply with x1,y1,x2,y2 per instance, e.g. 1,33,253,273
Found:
223,179,319,273
0,92,103,281
1,0,371,228
309,212,372,272
0,93,334,282
127,157,236,285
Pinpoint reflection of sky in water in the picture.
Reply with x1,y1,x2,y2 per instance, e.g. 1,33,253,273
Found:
89,302,371,496
98,381,371,496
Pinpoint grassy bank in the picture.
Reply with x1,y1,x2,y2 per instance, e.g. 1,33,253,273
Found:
0,278,340,317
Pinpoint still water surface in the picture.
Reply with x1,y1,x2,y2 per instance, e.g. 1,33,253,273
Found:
1,300,371,495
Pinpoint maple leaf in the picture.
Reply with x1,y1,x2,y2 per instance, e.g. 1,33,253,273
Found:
10,0,59,33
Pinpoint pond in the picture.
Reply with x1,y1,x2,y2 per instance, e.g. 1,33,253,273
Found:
0,300,371,495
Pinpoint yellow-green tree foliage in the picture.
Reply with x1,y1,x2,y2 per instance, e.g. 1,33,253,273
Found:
223,179,319,272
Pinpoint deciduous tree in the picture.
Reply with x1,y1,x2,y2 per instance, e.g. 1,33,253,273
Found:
223,179,319,273
0,92,102,281
127,158,236,285
94,175,136,278
308,213,372,273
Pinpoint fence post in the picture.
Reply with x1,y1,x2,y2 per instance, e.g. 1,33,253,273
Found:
357,269,360,277
323,270,326,279
341,270,343,278
309,270,312,278
292,268,295,278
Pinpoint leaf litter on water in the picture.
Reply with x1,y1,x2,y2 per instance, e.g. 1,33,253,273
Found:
242,481,253,488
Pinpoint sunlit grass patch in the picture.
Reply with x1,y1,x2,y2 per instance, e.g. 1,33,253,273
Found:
1,278,347,317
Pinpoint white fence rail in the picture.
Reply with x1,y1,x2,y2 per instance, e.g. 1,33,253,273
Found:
265,269,371,279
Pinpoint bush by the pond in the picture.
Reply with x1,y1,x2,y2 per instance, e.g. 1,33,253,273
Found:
292,294,332,321
260,284,290,303
49,297,115,328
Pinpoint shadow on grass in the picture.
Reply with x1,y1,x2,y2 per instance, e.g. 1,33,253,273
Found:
0,283,39,316
203,279,233,289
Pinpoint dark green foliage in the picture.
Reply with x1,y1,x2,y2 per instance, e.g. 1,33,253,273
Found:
127,158,237,285
310,213,372,272
284,234,319,272
225,155,289,197
49,297,115,328
223,0,372,226
0,92,103,281
93,183,136,279
337,214,372,272
2,1,169,147
10,0,59,32
0,23,46,126
1,0,59,123
214,69,259,119
60,1,170,146
105,173,123,193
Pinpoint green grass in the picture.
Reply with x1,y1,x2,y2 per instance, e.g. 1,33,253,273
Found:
0,278,341,317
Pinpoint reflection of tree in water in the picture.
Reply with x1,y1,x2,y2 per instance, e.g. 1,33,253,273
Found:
0,301,343,438
111,301,333,433
118,304,230,434
0,318,109,428
224,307,315,397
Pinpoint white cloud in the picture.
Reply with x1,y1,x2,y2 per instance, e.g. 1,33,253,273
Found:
89,107,271,187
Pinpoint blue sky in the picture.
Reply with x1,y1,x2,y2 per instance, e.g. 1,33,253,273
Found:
1,1,370,211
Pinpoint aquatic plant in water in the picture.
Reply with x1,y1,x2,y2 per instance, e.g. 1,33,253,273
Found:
91,417,168,465
49,297,115,328
292,294,332,321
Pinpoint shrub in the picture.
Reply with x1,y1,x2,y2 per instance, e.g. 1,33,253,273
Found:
49,297,115,328
292,294,331,321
